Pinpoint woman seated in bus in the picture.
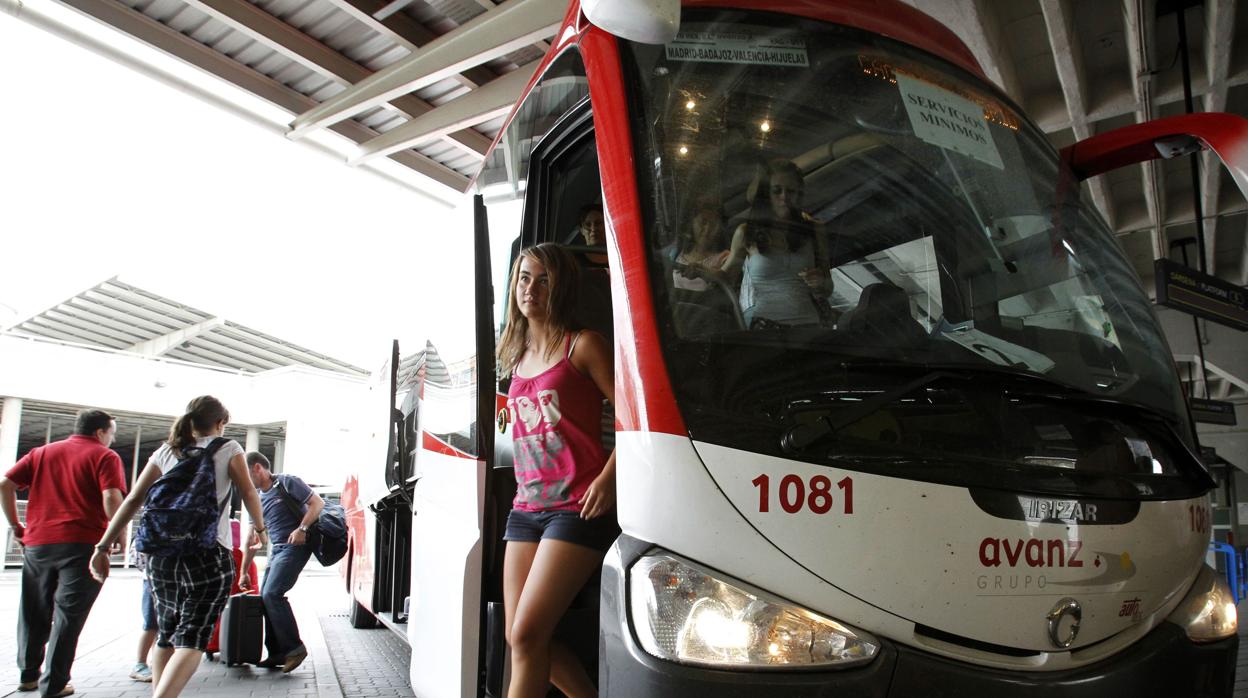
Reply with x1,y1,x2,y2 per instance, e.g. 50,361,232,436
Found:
720,158,833,328
672,197,730,292
574,203,609,267
497,243,617,698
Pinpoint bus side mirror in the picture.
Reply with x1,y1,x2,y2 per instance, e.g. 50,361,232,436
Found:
581,0,679,44
1060,112,1248,199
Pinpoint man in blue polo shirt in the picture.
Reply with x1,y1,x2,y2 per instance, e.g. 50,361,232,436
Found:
239,452,323,674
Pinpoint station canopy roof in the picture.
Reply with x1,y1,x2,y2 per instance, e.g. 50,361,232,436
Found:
14,0,1248,292
7,278,368,376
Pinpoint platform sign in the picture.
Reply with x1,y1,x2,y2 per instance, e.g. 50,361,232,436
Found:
1191,398,1238,426
1154,259,1248,331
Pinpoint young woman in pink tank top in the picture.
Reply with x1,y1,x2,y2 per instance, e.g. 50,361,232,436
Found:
496,243,616,698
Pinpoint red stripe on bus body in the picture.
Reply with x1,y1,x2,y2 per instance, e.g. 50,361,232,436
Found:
422,432,476,460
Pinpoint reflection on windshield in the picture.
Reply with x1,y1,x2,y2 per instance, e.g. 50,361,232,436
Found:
623,10,1199,493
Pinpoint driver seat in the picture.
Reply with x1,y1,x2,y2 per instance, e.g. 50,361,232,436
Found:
839,283,926,345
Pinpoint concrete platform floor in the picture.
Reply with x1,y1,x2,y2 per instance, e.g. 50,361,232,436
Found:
0,565,412,698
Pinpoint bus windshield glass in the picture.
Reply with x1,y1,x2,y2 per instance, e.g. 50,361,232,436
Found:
622,10,1209,498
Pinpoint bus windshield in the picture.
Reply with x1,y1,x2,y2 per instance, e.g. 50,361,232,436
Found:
622,9,1209,498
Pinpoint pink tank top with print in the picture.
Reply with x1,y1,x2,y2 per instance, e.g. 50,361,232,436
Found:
508,333,606,512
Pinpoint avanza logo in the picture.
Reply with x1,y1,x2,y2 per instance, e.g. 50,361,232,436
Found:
978,537,1085,568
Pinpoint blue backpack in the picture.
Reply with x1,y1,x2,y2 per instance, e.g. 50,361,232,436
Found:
134,437,230,557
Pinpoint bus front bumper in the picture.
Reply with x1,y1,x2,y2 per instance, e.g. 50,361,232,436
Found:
601,536,1238,698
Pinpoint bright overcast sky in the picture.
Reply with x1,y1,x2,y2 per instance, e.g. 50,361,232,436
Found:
0,0,481,371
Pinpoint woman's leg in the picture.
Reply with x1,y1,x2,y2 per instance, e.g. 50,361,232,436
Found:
503,541,539,651
152,648,202,698
506,539,603,698
137,579,157,670
149,646,173,688
549,641,597,698
136,630,156,663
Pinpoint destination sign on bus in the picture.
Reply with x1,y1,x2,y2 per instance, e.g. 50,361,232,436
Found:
1154,258,1248,331
664,31,809,67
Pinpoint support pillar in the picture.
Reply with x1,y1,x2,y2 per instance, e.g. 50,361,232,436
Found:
274,439,285,473
124,424,143,568
242,427,261,543
1,397,23,558
0,397,23,473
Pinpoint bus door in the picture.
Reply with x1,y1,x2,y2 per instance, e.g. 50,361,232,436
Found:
476,50,609,697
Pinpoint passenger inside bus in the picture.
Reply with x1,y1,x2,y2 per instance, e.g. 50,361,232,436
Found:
671,197,730,292
721,159,834,328
836,282,927,345
573,204,609,267
570,203,612,342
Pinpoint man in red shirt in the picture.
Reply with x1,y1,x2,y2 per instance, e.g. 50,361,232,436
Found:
0,409,126,697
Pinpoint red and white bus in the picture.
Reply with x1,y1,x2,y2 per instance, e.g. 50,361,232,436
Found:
342,0,1248,695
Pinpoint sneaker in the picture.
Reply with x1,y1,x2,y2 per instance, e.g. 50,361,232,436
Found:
16,681,37,692
282,645,308,674
129,662,153,682
49,684,74,697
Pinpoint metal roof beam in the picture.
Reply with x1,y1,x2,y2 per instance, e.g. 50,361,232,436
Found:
476,0,550,54
186,335,286,370
1123,0,1165,261
350,62,533,166
178,0,491,157
125,317,224,356
21,315,128,348
168,343,272,373
1036,72,1248,132
66,296,176,336
49,301,156,340
318,0,498,88
1198,0,1234,275
287,0,562,140
207,328,335,370
80,290,188,332
903,0,1023,99
17,318,113,347
41,308,146,345
54,0,467,190
97,280,211,323
217,322,365,373
1040,0,1114,229
1174,354,1248,395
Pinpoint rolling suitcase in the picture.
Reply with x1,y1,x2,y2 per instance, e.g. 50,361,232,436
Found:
218,593,264,667
206,548,259,660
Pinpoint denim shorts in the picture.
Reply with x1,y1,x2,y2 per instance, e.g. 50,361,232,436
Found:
140,578,157,631
503,509,620,553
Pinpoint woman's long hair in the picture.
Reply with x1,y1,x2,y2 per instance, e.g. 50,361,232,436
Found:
168,395,230,455
496,243,581,376
744,158,813,254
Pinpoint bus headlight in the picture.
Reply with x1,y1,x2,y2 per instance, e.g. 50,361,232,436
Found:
1168,563,1237,643
629,552,878,669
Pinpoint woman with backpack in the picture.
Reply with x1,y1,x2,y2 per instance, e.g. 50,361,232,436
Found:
89,395,266,698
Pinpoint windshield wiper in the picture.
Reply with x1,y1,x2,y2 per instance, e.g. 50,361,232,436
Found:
779,363,1107,455
782,370,969,452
